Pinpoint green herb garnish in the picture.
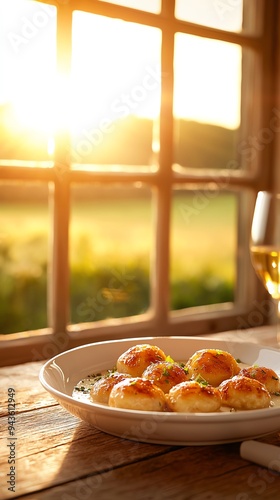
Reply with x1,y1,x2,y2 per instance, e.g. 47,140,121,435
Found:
194,374,209,386
165,355,175,363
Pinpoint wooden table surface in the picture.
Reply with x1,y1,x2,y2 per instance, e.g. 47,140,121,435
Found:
1,328,280,500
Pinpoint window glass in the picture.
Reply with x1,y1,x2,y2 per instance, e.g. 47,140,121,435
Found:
0,0,57,161
0,182,49,334
97,0,161,14
71,12,161,167
170,190,237,311
69,185,152,324
175,0,243,33
173,34,241,171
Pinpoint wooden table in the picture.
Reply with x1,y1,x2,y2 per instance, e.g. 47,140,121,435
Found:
1,329,280,499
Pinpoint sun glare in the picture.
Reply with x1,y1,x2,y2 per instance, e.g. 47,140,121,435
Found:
0,0,242,157
0,0,57,137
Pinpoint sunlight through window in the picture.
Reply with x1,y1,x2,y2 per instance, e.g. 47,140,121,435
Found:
70,12,161,166
173,34,242,170
0,0,56,160
175,0,243,32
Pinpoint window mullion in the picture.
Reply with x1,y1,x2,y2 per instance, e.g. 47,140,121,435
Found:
161,0,175,18
48,179,70,333
48,4,72,334
153,20,174,331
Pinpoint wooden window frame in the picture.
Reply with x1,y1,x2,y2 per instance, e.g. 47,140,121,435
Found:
0,0,279,366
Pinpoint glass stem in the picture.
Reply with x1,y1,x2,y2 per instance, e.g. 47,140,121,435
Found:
277,300,280,346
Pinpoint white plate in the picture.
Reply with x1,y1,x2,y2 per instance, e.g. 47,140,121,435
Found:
39,336,280,445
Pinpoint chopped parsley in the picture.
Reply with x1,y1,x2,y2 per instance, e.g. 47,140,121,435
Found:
165,355,175,363
194,374,209,386
162,368,170,377
74,367,117,393
74,385,90,393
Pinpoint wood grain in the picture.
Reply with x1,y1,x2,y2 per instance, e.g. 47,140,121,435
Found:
1,332,280,499
13,438,280,500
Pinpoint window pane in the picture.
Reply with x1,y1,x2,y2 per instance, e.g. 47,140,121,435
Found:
0,183,49,334
0,0,57,161
97,0,161,14
170,190,237,311
175,0,243,33
173,34,241,171
71,12,161,167
69,185,152,324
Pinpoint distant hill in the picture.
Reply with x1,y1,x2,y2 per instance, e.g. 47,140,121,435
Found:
174,119,238,169
70,116,238,169
71,116,154,166
0,106,239,199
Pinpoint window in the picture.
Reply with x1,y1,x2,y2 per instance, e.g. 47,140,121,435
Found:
0,0,279,365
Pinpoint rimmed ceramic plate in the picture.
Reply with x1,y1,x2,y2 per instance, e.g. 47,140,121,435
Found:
39,336,280,445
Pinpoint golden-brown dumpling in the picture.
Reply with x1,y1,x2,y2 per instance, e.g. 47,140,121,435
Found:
90,372,130,404
116,344,166,378
166,380,222,413
219,375,271,410
142,361,190,393
109,377,167,412
186,348,240,386
238,366,280,394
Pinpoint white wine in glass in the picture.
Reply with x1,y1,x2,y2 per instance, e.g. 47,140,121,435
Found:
250,191,280,343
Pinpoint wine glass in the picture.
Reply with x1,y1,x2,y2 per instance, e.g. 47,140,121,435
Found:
250,191,280,344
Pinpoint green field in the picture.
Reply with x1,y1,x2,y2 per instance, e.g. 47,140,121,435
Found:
0,192,236,334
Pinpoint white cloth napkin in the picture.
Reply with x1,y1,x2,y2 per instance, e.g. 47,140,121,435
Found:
240,440,280,472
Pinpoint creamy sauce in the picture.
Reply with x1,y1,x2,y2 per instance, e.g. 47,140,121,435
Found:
72,363,280,411
271,394,280,408
73,373,107,403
